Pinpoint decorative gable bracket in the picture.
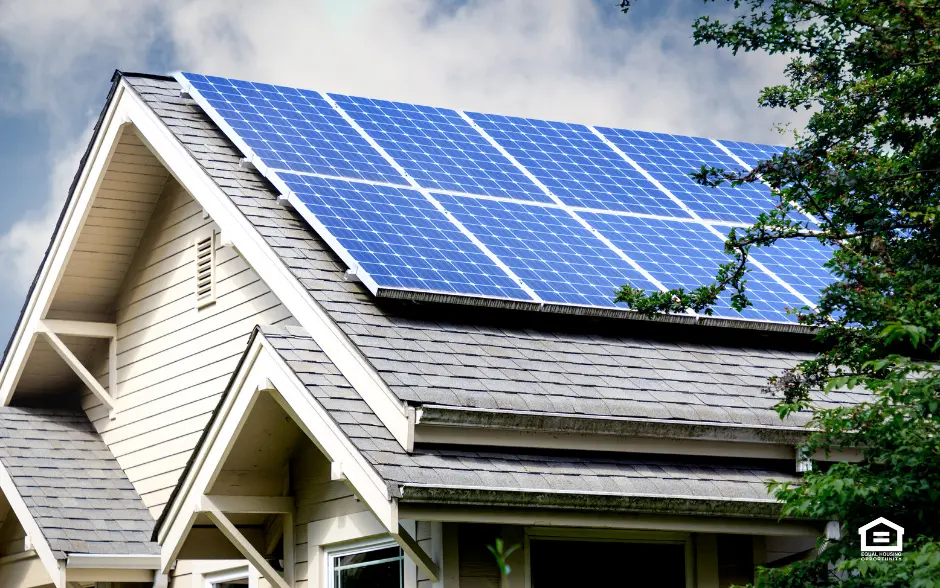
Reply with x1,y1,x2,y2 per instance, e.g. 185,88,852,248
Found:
35,319,118,420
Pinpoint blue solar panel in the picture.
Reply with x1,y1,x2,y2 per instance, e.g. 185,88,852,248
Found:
179,73,405,184
330,94,550,202
596,128,779,224
583,214,812,322
434,195,659,307
750,237,833,304
178,72,836,324
718,139,784,168
279,173,532,300
466,113,688,217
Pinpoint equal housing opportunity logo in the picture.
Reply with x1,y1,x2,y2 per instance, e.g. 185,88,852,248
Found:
859,517,904,561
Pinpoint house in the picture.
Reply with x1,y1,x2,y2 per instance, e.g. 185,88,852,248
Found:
859,518,904,553
0,70,860,588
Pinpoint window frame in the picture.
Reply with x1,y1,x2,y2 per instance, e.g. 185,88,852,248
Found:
203,564,250,588
523,528,694,588
326,538,405,588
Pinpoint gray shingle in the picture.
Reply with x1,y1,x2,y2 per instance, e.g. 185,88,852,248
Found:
0,407,158,559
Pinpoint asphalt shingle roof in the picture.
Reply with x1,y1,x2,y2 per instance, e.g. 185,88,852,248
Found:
0,407,158,558
125,74,862,430
261,325,796,514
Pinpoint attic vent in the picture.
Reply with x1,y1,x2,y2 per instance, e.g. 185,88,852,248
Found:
195,231,216,309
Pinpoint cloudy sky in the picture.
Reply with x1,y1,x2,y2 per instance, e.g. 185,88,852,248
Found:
0,0,800,344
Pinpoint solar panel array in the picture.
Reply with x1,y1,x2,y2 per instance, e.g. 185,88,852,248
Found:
178,72,831,324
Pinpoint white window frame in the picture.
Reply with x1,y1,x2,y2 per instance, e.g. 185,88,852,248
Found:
524,528,694,588
327,538,405,588
204,565,250,588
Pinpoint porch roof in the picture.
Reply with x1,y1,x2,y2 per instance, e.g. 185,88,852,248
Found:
0,407,158,558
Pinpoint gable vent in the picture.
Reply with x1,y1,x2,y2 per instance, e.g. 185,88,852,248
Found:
195,231,216,309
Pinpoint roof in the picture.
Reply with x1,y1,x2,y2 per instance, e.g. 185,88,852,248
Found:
262,324,796,517
0,406,158,558
123,73,864,432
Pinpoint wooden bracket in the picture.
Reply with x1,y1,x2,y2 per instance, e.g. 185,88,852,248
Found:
36,320,118,419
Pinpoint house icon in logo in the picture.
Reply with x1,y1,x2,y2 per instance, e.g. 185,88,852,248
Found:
859,517,904,552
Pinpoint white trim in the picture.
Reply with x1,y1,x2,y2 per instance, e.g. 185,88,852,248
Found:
0,83,129,406
129,79,410,450
204,565,250,588
200,495,294,514
199,497,289,588
159,336,396,574
38,319,116,338
65,553,161,569
326,538,403,588
393,524,440,583
35,326,114,412
0,462,64,588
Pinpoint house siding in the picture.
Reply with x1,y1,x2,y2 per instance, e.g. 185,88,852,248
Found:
83,178,296,519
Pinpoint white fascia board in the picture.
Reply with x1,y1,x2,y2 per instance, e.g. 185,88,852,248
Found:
0,462,65,588
158,337,396,572
118,82,410,448
66,553,161,569
0,84,130,406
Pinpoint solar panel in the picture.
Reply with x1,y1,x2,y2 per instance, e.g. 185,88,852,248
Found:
581,213,808,322
466,113,688,217
717,139,784,168
435,194,659,307
278,173,533,300
596,128,779,224
331,94,551,202
177,72,835,325
180,74,405,184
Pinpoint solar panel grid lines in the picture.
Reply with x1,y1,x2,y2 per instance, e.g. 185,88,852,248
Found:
434,193,661,308
175,72,837,325
318,90,544,303
276,173,535,300
581,213,808,323
463,111,690,218
596,126,781,224
711,138,820,226
586,126,703,221
176,73,406,184
328,93,551,203
458,111,675,299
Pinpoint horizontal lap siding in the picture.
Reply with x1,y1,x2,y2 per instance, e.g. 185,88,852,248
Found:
292,443,369,586
83,179,297,520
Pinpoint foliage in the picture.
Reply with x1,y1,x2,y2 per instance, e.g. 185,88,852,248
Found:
619,1,940,586
486,537,520,577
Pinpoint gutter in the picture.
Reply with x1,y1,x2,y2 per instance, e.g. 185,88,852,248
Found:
415,404,811,445
397,484,785,518
66,553,162,570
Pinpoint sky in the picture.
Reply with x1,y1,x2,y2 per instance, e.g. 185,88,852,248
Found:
0,0,803,345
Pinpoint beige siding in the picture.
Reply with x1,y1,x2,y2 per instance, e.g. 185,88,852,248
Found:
83,178,296,519
292,442,370,588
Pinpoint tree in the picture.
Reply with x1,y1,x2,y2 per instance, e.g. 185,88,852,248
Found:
619,1,940,586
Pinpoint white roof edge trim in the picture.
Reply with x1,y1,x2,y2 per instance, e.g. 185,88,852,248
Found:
158,336,396,572
118,79,409,449
0,83,130,406
66,553,162,569
0,461,66,587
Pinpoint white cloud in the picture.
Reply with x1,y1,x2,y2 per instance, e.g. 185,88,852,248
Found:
0,0,804,291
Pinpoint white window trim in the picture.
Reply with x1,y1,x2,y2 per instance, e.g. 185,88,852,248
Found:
327,538,404,588
204,564,250,588
523,528,694,588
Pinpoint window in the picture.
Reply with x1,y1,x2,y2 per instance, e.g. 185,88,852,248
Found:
195,230,216,308
329,542,404,588
529,538,686,587
205,566,249,588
